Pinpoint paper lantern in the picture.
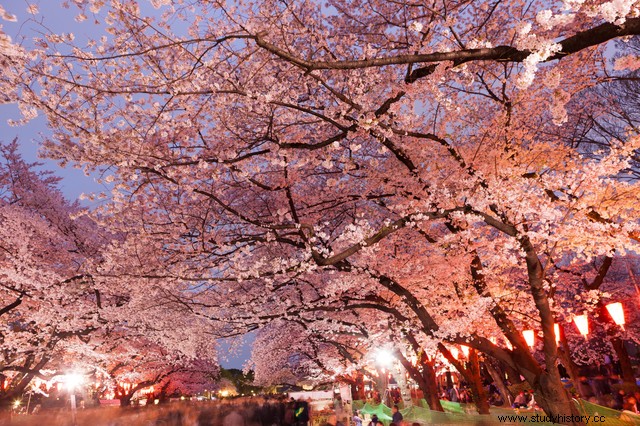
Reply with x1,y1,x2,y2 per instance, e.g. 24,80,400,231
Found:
573,314,589,337
450,347,459,360
461,345,470,358
504,337,513,350
606,302,625,330
523,330,535,347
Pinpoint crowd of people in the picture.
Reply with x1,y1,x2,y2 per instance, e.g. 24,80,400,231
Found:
572,361,640,413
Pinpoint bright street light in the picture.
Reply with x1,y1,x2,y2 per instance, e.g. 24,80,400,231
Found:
62,372,84,426
63,373,84,391
375,349,394,366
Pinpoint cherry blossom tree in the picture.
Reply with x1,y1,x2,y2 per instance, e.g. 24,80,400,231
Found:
5,1,640,424
0,138,220,413
0,138,110,409
93,335,218,406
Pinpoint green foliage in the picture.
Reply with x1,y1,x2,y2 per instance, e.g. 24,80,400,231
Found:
219,368,262,395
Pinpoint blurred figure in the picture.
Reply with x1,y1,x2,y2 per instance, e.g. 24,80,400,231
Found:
352,410,364,426
392,404,403,424
293,398,310,426
624,396,639,414
222,410,246,426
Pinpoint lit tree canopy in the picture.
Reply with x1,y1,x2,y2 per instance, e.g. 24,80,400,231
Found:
2,1,640,423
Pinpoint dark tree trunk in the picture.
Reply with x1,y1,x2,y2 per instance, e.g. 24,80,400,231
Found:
532,372,585,426
485,360,513,407
439,344,490,415
557,325,584,398
119,394,133,407
467,349,490,415
611,338,635,384
353,371,366,400
503,362,524,384
395,349,444,411
421,358,444,412
466,245,585,425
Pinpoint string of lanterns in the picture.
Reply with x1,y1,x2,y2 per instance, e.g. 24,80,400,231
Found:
446,302,627,359
522,302,626,348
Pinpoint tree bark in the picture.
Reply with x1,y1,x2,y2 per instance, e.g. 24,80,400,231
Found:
467,349,491,415
353,371,366,400
439,344,490,415
532,372,585,426
611,338,635,384
557,325,584,398
394,349,444,411
485,360,514,407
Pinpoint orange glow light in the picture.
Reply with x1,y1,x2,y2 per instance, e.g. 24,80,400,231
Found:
460,345,470,358
606,302,625,330
573,314,589,337
523,330,535,347
554,323,561,344
450,347,459,360
504,337,513,350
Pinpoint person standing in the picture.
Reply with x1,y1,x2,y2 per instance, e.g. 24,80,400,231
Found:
450,385,460,402
352,410,363,426
392,404,403,424
294,398,310,426
284,398,295,426
368,414,382,426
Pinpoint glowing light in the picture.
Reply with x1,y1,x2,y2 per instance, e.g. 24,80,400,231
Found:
554,323,561,344
375,349,394,366
450,347,459,360
489,337,497,345
573,314,589,337
606,302,625,330
460,345,470,358
220,390,230,397
523,330,535,348
63,373,84,390
504,338,513,350
409,354,418,366
13,400,20,408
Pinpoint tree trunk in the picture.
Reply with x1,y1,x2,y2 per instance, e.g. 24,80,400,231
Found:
394,350,444,411
467,349,490,415
485,360,513,407
421,358,444,412
611,338,635,384
533,372,585,426
557,324,584,398
0,399,12,424
119,393,133,407
439,344,490,415
353,371,366,400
